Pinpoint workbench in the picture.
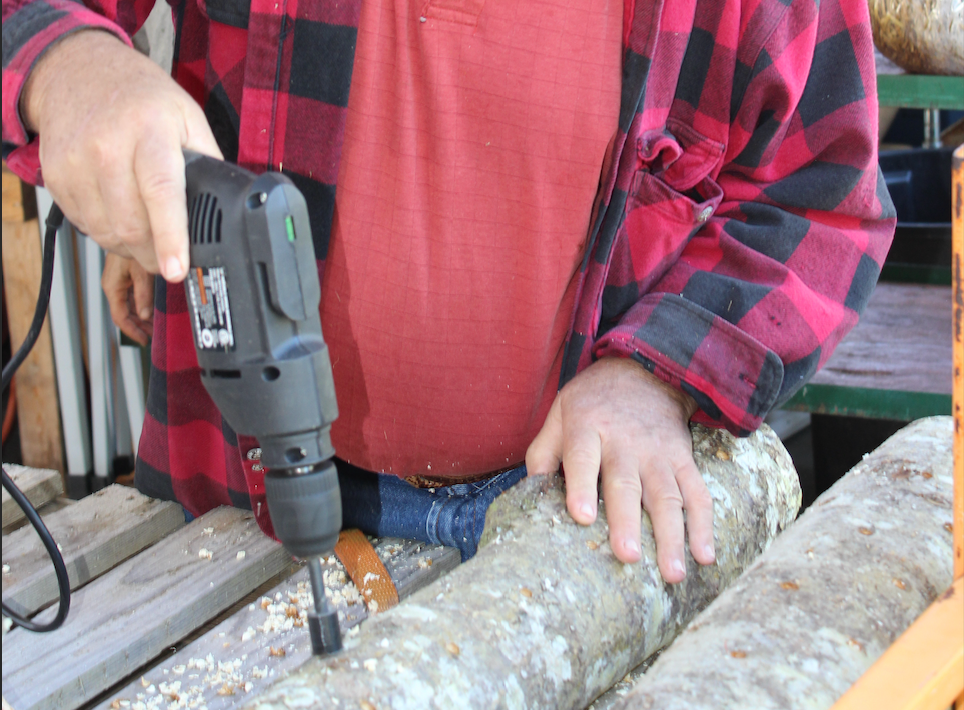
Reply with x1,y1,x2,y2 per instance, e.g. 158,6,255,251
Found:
1,468,460,710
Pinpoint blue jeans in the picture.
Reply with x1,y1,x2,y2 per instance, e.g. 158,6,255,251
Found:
337,460,527,561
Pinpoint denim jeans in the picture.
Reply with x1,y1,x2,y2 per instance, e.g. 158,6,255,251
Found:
337,460,528,561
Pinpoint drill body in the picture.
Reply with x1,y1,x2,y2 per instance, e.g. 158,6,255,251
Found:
183,152,342,654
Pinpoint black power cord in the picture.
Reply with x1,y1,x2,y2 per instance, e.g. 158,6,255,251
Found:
1,202,71,632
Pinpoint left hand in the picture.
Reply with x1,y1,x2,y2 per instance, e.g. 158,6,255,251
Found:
526,357,716,583
102,253,155,346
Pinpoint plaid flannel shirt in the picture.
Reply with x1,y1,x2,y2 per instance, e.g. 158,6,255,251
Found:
2,0,896,534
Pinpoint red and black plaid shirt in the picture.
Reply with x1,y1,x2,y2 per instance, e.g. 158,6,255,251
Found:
3,0,895,536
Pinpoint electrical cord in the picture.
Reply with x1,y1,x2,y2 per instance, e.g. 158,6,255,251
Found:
1,202,71,632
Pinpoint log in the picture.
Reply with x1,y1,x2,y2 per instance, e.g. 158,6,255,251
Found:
870,0,964,75
245,424,802,710
610,416,955,710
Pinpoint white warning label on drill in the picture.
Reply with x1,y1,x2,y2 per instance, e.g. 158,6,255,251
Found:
186,266,235,351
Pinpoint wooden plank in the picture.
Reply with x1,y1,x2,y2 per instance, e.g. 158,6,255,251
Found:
1,163,37,224
807,283,951,395
1,485,184,617
1,464,64,529
1,217,64,473
95,537,459,709
0,507,290,710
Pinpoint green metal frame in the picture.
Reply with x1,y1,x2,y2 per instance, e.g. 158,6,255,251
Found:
876,75,964,110
783,384,951,421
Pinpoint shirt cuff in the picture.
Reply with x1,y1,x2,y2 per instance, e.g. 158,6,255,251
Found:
2,0,132,183
592,293,785,436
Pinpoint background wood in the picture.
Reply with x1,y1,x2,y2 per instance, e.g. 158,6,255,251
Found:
95,538,459,709
1,464,63,529
810,283,951,394
0,507,290,710
1,485,184,617
1,208,64,474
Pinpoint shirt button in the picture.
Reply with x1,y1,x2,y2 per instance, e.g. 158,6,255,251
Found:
251,463,264,473
247,448,262,461
697,206,713,223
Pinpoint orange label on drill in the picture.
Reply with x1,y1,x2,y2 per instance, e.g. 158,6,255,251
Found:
187,266,235,351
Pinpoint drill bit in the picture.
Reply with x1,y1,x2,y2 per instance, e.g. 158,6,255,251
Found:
307,556,342,655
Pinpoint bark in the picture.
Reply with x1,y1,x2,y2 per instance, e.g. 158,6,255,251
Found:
246,424,801,710
612,416,956,710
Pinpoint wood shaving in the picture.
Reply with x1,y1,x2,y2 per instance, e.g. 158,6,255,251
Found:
858,527,874,535
216,684,234,696
586,541,599,550
893,578,907,590
729,650,747,658
363,659,378,672
198,549,213,560
1,564,10,574
203,527,214,535
241,627,256,642
445,642,460,656
780,581,799,590
236,551,246,561
520,587,533,598
269,647,286,657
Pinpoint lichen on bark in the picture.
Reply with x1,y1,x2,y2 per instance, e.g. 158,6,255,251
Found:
246,424,801,710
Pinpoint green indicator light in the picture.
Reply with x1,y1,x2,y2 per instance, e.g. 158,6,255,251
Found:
285,215,296,242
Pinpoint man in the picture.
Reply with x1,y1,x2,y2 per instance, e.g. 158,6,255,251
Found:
2,0,895,580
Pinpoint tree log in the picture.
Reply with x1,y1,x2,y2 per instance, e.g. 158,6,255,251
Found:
246,424,801,710
611,416,955,710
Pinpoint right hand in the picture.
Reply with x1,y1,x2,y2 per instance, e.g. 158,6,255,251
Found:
102,253,154,346
22,30,223,282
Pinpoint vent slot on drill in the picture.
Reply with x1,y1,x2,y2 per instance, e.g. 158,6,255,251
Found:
189,193,222,244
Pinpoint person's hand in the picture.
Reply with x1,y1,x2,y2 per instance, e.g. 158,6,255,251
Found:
526,357,715,583
102,253,154,346
22,30,222,282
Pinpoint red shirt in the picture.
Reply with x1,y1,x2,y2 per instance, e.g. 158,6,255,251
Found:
322,0,622,477
2,0,895,538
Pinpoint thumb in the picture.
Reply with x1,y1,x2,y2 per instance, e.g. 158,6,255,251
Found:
525,396,564,476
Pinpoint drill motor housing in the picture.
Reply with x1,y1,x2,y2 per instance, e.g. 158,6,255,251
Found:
183,153,341,560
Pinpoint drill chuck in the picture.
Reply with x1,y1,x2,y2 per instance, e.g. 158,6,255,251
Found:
263,461,342,560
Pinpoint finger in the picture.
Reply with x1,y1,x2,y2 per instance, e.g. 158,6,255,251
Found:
599,452,643,563
102,262,149,346
131,262,156,322
676,459,715,565
526,396,564,476
133,130,189,281
641,462,687,583
560,421,602,526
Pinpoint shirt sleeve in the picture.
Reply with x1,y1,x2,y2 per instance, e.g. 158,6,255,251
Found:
2,0,145,183
593,0,896,435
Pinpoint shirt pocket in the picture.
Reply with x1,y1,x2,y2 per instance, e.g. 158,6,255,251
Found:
602,120,725,319
197,0,250,28
629,118,725,226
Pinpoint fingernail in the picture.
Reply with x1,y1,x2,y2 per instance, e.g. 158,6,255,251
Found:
703,545,716,563
580,504,594,520
164,256,184,280
673,559,686,577
625,539,640,556
139,308,152,320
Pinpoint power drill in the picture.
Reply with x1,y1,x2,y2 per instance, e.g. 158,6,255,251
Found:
182,152,342,656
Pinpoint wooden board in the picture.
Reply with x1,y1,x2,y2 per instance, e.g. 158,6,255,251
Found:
0,507,291,710
1,485,184,617
1,464,64,529
94,538,460,709
1,217,64,473
810,283,951,394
